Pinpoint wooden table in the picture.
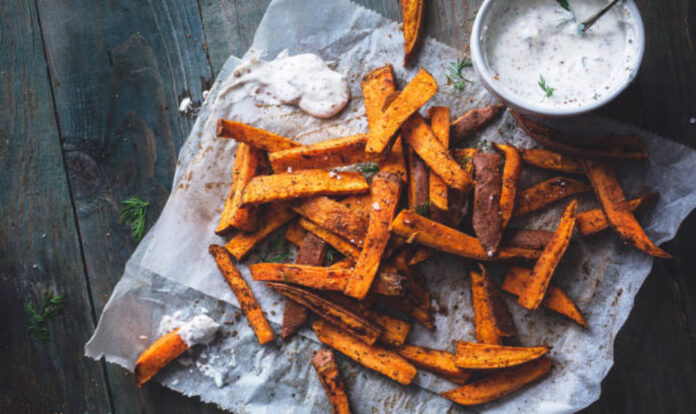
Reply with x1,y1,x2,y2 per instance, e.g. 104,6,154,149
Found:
2,1,694,412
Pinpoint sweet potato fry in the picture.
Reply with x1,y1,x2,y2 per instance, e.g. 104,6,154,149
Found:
365,69,438,155
394,344,473,384
493,143,522,229
393,251,430,311
470,264,516,345
450,104,506,142
311,349,352,414
267,282,382,345
284,221,308,247
225,204,295,260
449,148,478,226
408,247,433,265
576,193,657,236
428,106,451,213
403,113,470,190
345,172,403,299
241,170,369,206
513,176,590,218
269,135,369,172
391,210,541,261
512,112,648,160
407,147,430,211
300,219,361,260
455,341,549,369
504,229,554,251
582,158,670,258
339,193,373,222
134,330,188,387
519,148,583,174
210,245,275,344
216,119,300,152
215,143,261,234
518,200,578,310
249,263,351,291
503,266,587,328
313,319,418,385
473,153,503,257
441,357,552,406
370,268,408,297
401,0,424,64
291,197,368,245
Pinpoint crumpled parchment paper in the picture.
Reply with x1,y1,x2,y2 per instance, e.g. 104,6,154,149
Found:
85,0,696,412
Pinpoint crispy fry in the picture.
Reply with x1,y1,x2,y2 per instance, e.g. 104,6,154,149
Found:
428,106,451,212
393,250,430,311
391,210,541,261
450,148,478,226
407,147,430,211
284,221,308,247
216,119,300,152
313,319,418,385
370,269,408,297
215,143,261,234
311,349,352,414
269,135,369,172
381,137,408,181
518,200,578,310
300,219,361,260
241,170,369,206
345,172,403,299
408,247,433,265
365,69,438,155
493,143,522,229
582,159,670,258
249,263,351,291
441,357,552,406
225,205,295,260
210,245,275,344
513,176,590,218
503,266,587,328
450,104,506,142
291,197,368,245
473,153,503,257
455,341,549,369
134,330,188,387
512,112,648,160
339,193,373,222
577,193,657,236
504,229,554,251
519,148,583,174
470,264,516,345
394,344,473,384
401,0,424,64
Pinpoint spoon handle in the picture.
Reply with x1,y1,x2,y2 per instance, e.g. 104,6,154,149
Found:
581,0,621,32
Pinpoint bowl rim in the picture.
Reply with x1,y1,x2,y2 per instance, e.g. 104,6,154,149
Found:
470,0,646,118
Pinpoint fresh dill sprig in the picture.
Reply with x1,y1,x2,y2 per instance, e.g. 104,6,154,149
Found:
326,247,340,263
120,197,149,241
25,292,67,341
556,0,571,12
358,162,380,174
446,60,473,91
415,201,430,217
538,75,555,98
262,232,292,263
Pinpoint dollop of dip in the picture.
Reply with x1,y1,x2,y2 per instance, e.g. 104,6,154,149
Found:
482,0,640,109
158,313,220,347
219,49,350,119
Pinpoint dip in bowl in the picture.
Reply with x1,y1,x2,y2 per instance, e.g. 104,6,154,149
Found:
471,0,645,117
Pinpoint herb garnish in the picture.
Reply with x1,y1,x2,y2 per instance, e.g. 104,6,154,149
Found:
120,197,149,241
358,162,380,174
538,75,555,98
415,201,430,217
556,0,571,12
446,60,473,91
326,247,340,263
262,233,292,263
25,292,66,341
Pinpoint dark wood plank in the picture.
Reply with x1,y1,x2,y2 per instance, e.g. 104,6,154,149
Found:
0,0,111,412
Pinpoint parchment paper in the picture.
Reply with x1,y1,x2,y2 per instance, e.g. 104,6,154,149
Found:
86,0,696,412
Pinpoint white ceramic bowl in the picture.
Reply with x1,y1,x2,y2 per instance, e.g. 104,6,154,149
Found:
470,0,645,118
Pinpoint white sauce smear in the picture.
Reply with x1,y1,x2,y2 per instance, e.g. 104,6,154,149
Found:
482,0,639,109
158,313,220,347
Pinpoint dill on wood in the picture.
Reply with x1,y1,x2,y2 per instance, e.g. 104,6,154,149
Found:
25,292,67,341
120,197,149,241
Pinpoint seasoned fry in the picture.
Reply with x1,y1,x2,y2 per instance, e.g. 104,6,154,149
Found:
512,112,648,160
300,219,361,260
313,319,418,385
225,205,295,260
269,134,369,172
249,263,352,291
380,137,408,182
339,193,373,222
503,266,587,328
504,229,554,251
493,143,522,229
345,172,403,299
450,148,478,225
473,153,503,257
241,170,369,206
519,148,583,174
134,330,188,387
582,158,670,258
441,357,552,406
284,221,308,247
216,119,300,152
391,210,541,261
518,200,578,310
428,106,451,213
394,344,473,384
365,69,438,155
408,247,433,265
513,176,590,218
470,265,516,345
370,268,408,297
450,104,506,142
577,193,657,236
215,143,261,234
291,197,368,245
407,147,430,211
403,113,470,190
401,0,424,64
210,245,275,344
455,341,549,369
311,349,352,414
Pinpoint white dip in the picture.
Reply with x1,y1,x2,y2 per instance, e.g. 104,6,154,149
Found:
158,313,220,347
482,0,640,109
217,49,350,119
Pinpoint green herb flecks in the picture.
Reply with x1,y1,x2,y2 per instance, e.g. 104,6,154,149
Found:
326,247,340,263
415,201,430,217
446,60,474,91
25,292,67,341
120,197,149,241
262,232,292,263
457,155,473,165
557,0,571,12
358,162,379,174
538,75,555,98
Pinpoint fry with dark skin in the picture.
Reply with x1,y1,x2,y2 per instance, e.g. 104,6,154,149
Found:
134,330,188,387
519,148,584,174
455,341,549,369
215,143,261,234
449,148,478,226
427,106,451,213
401,0,424,65
450,104,506,142
504,229,554,251
311,349,352,414
269,134,369,172
394,344,473,384
513,176,590,218
407,147,430,212
518,200,578,310
225,204,295,261
216,119,300,152
291,196,368,245
470,264,516,345
576,193,657,236
473,153,503,257
493,143,522,229
284,221,308,247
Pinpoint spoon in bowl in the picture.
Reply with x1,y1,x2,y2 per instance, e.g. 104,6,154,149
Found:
580,0,620,32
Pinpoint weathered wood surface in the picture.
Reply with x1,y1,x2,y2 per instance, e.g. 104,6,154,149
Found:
0,0,694,412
